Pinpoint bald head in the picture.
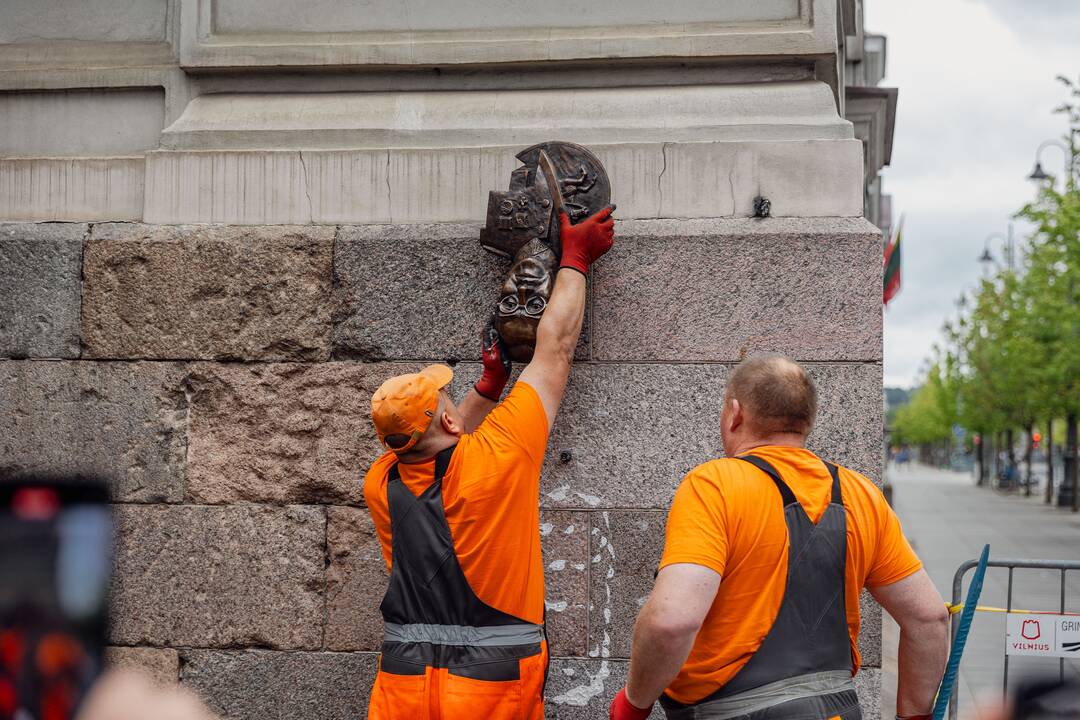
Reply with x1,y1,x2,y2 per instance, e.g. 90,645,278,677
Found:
725,355,818,438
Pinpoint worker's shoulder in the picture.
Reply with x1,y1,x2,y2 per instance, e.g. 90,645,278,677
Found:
682,457,762,491
833,463,891,516
834,463,885,496
362,452,396,495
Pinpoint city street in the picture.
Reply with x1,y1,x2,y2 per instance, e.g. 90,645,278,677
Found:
883,462,1080,717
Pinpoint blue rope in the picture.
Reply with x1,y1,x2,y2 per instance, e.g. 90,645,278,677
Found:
932,544,990,720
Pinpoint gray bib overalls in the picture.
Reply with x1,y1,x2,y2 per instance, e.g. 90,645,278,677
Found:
660,454,862,720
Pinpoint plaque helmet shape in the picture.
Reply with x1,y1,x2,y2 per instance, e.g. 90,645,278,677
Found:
479,141,611,261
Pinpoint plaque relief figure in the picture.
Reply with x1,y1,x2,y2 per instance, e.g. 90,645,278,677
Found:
480,141,612,361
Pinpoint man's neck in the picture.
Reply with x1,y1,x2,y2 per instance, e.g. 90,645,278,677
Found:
728,434,807,458
394,434,458,464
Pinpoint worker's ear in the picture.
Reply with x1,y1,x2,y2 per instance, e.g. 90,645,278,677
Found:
728,397,744,434
440,409,463,437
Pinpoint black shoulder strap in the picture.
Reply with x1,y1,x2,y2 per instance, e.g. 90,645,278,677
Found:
823,461,842,504
736,455,798,506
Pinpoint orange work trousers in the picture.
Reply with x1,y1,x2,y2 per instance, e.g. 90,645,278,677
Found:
367,644,547,720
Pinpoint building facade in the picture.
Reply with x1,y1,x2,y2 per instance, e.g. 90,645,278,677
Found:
1,0,895,717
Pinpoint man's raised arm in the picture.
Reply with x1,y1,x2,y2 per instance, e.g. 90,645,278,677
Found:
519,206,614,430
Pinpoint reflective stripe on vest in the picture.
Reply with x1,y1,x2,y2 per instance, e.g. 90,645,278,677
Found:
661,670,856,720
383,622,544,647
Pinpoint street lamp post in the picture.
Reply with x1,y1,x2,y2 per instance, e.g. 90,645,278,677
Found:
978,226,1015,275
1027,134,1079,510
1028,132,1078,191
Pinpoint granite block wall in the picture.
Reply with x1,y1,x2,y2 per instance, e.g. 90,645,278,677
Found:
0,218,883,719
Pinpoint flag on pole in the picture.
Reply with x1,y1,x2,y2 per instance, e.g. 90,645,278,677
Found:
883,215,903,306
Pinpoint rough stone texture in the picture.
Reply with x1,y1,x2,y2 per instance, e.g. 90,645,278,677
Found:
325,506,388,652
333,223,589,362
588,511,667,659
104,647,180,686
855,667,882,720
805,362,885,483
592,218,882,362
185,361,425,504
181,650,378,720
109,505,325,650
0,224,84,358
82,224,333,361
539,362,882,510
859,590,883,669
0,360,187,502
546,658,663,719
541,364,727,510
542,511,590,657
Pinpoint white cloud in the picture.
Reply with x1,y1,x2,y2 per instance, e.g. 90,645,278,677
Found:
865,0,1079,387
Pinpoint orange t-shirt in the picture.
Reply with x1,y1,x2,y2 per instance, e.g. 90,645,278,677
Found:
659,445,922,704
363,382,549,625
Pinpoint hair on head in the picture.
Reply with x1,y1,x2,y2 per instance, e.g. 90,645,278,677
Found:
727,354,817,436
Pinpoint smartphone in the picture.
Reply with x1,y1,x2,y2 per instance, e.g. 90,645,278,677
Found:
0,476,112,720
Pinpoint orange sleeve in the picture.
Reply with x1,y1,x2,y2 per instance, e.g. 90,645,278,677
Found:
865,493,923,587
659,467,729,577
472,381,550,466
362,456,394,572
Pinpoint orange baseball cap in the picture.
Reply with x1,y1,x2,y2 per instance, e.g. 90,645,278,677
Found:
371,364,454,453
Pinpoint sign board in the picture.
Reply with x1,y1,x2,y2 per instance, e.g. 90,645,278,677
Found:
1006,614,1080,658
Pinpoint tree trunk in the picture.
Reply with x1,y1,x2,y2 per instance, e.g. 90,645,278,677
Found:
977,437,985,487
1006,428,1016,491
1068,413,1078,512
1024,424,1034,497
1046,421,1054,505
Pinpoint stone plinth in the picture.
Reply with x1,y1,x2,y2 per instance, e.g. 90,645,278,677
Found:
0,215,885,720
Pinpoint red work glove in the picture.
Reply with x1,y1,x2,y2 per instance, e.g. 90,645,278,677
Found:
610,687,652,720
474,317,511,401
559,205,616,275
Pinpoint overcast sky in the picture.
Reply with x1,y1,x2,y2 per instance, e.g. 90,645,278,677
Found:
864,0,1080,388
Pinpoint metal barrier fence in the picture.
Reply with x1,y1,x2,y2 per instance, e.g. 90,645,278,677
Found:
948,557,1080,720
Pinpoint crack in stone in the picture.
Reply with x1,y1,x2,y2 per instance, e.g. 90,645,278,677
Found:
728,161,737,216
385,150,392,223
657,142,670,218
297,151,314,222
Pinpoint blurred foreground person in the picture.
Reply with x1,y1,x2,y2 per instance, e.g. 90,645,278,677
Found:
979,680,1080,720
362,208,614,719
77,670,217,720
611,355,949,720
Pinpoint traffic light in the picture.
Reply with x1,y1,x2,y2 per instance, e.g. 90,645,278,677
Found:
1033,431,1042,449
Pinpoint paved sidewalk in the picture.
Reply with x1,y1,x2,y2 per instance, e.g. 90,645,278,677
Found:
883,462,1080,718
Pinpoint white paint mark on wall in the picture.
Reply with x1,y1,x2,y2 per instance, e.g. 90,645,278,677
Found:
546,485,570,502
575,491,602,506
551,511,615,707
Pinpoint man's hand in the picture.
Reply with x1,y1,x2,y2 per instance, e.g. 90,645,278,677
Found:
474,316,511,401
559,205,615,275
610,687,652,720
